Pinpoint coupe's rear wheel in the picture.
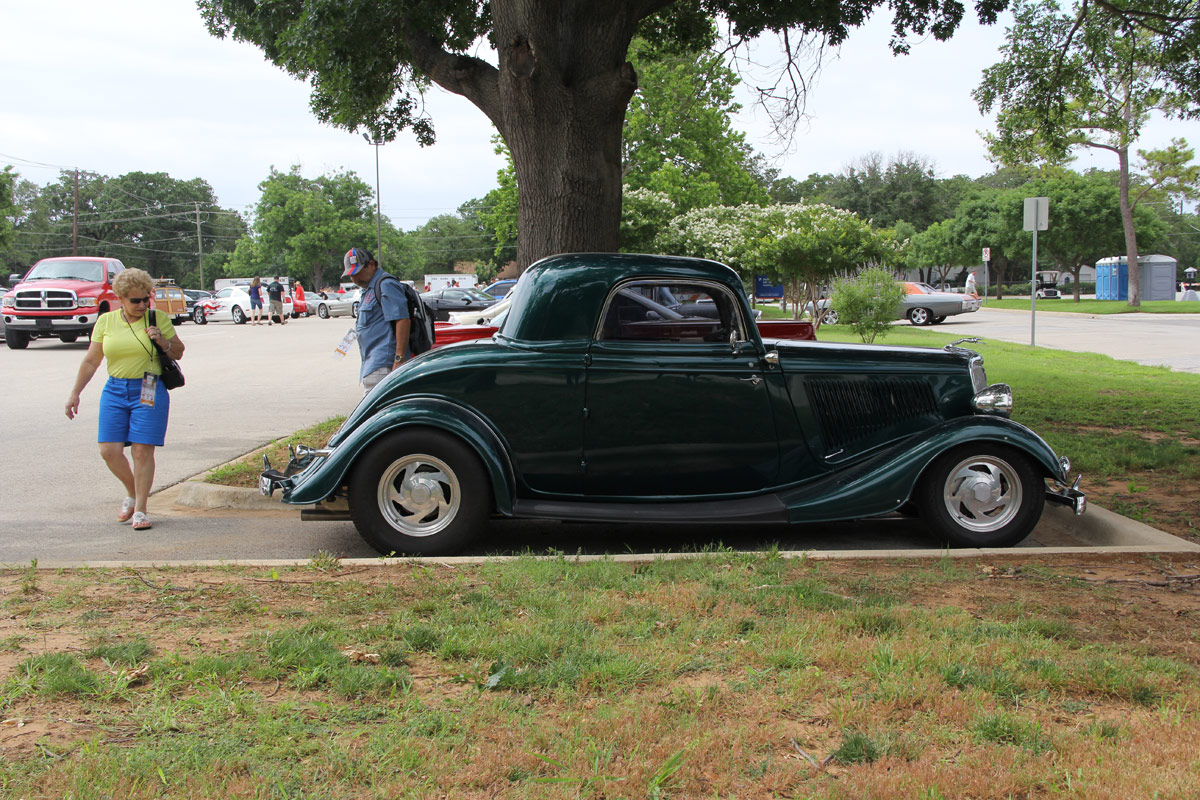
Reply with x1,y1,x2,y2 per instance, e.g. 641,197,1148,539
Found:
348,429,490,556
318,304,330,319
823,309,839,325
917,444,1044,548
232,305,246,324
908,307,932,326
351,302,360,318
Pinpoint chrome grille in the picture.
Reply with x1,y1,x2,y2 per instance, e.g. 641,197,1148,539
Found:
14,288,78,310
808,377,939,454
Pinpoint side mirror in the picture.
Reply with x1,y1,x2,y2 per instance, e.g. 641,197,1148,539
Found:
8,274,21,286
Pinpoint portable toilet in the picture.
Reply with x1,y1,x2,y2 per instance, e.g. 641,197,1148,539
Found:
1093,255,1175,300
1094,256,1127,300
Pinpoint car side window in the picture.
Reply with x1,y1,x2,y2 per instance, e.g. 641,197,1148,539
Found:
597,281,747,344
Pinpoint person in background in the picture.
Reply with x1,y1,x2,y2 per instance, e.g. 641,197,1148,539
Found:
965,270,979,298
266,276,287,325
294,281,306,316
248,276,265,325
342,247,410,394
65,267,185,531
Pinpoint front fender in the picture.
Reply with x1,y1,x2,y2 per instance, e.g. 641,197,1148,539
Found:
283,396,516,513
781,415,1068,523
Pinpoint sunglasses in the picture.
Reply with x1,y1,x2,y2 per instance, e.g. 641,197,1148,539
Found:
125,296,150,305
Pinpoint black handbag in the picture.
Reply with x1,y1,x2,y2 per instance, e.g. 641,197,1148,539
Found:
152,311,185,390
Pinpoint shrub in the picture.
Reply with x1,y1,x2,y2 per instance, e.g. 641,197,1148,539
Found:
831,267,906,343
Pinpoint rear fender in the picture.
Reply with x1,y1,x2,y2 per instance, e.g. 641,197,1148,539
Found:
782,416,1068,522
285,397,515,513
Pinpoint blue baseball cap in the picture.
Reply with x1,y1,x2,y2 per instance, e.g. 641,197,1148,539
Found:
342,247,375,277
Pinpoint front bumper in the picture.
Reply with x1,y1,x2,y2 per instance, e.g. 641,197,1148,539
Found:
3,312,98,333
1045,474,1087,515
259,445,331,499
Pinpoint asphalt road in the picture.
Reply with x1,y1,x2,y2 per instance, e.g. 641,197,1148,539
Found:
910,305,1200,373
1,305,1195,565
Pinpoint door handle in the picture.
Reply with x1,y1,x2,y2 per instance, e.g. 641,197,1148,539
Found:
740,375,762,386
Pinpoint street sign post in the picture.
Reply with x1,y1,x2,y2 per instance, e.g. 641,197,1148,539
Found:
1023,197,1049,346
981,247,991,302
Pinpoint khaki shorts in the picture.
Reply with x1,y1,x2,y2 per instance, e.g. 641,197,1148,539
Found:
269,299,284,317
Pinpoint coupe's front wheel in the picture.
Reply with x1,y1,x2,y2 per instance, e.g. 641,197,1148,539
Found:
917,444,1044,548
232,305,247,324
908,307,932,326
193,306,207,325
348,429,490,556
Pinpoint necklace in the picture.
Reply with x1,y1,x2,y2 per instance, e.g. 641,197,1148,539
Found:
122,309,155,362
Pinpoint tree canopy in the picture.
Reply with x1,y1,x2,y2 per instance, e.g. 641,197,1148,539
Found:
198,0,1010,268
974,0,1200,305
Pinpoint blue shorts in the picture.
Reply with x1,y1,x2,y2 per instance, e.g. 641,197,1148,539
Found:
98,377,170,447
250,299,263,309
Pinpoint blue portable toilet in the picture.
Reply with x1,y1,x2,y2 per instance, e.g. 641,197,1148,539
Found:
1094,256,1128,300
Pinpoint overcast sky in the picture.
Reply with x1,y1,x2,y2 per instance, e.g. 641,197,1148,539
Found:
3,1,1196,229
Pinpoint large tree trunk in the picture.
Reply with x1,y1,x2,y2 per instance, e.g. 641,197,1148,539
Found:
407,1,652,270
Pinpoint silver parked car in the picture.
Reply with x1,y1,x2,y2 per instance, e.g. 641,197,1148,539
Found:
311,289,360,319
810,282,982,326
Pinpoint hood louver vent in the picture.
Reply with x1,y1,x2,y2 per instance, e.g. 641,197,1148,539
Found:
808,377,939,456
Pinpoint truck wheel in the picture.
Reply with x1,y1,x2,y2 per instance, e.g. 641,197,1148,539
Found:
348,429,490,556
5,329,31,349
917,444,1044,548
908,307,932,326
232,305,246,324
58,334,79,343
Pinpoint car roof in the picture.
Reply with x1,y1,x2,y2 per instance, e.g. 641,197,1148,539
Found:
501,253,741,342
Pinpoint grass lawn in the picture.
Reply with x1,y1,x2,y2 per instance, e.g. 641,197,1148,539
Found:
2,554,1199,798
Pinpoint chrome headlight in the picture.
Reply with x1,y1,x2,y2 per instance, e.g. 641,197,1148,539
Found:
1,296,13,308
968,355,987,393
972,383,1013,417
77,297,98,307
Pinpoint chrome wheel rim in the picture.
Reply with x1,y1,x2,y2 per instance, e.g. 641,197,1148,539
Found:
376,453,460,538
910,308,929,325
941,454,1023,533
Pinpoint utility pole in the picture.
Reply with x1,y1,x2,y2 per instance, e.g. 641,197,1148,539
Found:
363,134,383,261
72,168,79,256
194,203,204,290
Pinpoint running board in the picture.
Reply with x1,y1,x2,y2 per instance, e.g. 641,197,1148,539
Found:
511,495,788,525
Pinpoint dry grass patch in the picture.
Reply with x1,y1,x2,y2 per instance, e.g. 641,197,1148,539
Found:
1,554,1198,798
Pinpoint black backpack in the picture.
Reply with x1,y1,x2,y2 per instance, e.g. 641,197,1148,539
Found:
381,275,435,355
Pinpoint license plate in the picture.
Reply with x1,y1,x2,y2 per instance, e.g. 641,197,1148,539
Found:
35,318,53,330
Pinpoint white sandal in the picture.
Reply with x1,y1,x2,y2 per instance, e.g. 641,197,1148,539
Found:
131,511,152,531
118,496,136,522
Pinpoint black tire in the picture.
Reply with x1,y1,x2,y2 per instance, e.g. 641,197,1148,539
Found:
348,429,490,556
193,306,207,325
318,304,330,319
917,443,1045,548
58,334,79,343
232,305,246,324
908,307,933,326
351,302,360,318
931,316,946,325
174,315,187,325
5,329,31,349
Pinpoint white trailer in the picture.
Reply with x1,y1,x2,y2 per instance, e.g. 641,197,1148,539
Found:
423,273,477,292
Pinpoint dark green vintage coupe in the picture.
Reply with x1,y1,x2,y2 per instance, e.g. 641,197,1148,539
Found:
262,253,1085,555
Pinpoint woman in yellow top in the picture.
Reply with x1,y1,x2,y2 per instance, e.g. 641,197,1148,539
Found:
65,268,185,531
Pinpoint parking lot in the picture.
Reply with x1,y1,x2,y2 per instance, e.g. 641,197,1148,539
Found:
1,305,1197,565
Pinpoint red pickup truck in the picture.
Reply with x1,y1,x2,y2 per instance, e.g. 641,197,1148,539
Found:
2,256,125,349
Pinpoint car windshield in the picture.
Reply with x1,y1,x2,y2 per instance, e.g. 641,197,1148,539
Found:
463,288,493,301
23,260,105,282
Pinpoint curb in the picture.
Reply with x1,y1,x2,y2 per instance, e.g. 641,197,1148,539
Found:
166,480,1200,555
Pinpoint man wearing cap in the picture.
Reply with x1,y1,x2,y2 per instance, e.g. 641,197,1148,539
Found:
343,247,410,394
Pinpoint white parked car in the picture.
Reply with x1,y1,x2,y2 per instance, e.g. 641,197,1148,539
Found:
311,289,360,319
196,286,297,324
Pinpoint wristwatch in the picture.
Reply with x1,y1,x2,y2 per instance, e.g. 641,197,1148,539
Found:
393,354,404,362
